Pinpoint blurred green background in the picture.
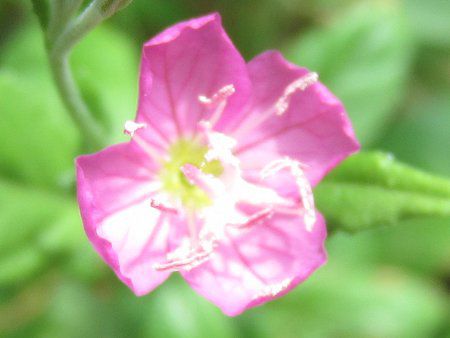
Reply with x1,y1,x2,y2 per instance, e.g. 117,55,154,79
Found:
0,0,449,337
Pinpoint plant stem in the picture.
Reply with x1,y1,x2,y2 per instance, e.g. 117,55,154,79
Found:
49,54,106,150
46,0,133,151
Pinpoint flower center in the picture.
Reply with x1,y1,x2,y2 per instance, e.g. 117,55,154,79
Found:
159,139,223,209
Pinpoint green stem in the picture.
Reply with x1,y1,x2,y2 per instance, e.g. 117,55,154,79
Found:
51,0,111,57
49,54,106,150
45,0,133,151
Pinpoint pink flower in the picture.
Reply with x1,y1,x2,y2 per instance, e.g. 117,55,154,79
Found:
76,13,359,316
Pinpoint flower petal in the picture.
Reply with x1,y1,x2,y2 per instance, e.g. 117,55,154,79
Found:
231,51,360,186
181,211,327,316
137,13,251,143
76,143,174,295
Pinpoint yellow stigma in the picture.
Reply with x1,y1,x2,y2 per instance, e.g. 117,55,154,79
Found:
159,139,223,208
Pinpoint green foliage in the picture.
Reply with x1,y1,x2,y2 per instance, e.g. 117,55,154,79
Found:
379,94,450,177
71,25,138,142
99,0,134,17
287,2,414,145
256,263,448,338
31,0,49,29
405,0,450,48
331,217,450,277
0,70,79,190
0,19,138,188
0,248,46,287
0,16,130,309
0,180,72,257
0,177,101,290
315,152,450,232
142,277,237,338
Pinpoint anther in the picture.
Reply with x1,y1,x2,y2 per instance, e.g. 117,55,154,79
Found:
198,84,235,106
231,73,318,139
124,120,147,137
198,84,235,129
123,120,160,160
275,72,318,116
150,199,178,214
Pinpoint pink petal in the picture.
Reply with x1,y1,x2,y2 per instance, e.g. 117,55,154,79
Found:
181,211,327,316
231,51,360,186
136,13,251,143
76,143,174,295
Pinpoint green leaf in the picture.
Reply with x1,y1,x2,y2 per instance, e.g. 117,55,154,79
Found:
326,216,450,277
374,217,450,275
0,247,46,287
325,152,450,198
0,70,79,190
315,152,450,232
378,93,450,177
25,276,237,338
0,180,73,257
0,19,50,76
34,281,121,338
31,0,49,30
72,25,138,142
0,177,103,286
0,179,85,288
0,22,80,190
0,20,136,288
0,20,138,188
0,274,55,335
142,276,237,338
405,0,450,48
256,264,448,338
3,22,138,146
286,2,414,145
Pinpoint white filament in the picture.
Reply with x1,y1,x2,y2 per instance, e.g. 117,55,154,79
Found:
198,84,235,128
261,158,315,231
275,72,319,116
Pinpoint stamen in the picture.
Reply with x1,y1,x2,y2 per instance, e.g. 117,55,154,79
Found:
124,120,147,137
253,278,293,299
232,73,318,139
198,84,235,106
228,207,274,229
180,163,217,196
153,250,211,271
150,198,178,214
199,84,235,128
261,158,316,231
123,120,160,160
199,128,238,172
275,72,318,116
153,235,217,271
